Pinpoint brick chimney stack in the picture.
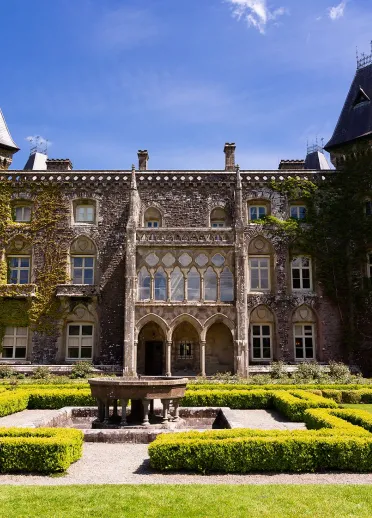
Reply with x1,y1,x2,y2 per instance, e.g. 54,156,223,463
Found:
46,158,73,171
224,143,236,171
138,150,149,171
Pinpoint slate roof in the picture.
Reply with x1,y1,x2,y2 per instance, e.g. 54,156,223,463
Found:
325,63,372,151
305,150,331,170
23,152,47,170
0,108,19,151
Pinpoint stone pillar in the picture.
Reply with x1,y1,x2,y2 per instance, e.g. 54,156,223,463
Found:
234,165,249,377
200,340,206,377
123,165,141,377
166,340,172,376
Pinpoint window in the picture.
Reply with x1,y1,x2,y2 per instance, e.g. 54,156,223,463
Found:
170,267,184,301
144,207,161,228
366,201,372,216
210,207,228,228
291,257,312,290
75,204,95,223
66,324,93,359
14,206,31,222
290,205,306,220
187,267,200,301
147,220,159,228
71,257,94,284
249,258,269,291
154,268,167,301
1,327,27,359
220,267,234,302
178,341,193,359
211,221,225,228
294,324,315,360
138,267,151,301
251,325,272,360
204,267,217,301
8,257,30,284
249,206,267,221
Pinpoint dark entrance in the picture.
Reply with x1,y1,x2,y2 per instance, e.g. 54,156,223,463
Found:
145,341,163,375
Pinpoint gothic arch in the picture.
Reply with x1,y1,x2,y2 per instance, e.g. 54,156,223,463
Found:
291,304,317,323
169,313,203,341
202,314,235,341
70,234,97,255
135,313,170,341
248,235,273,255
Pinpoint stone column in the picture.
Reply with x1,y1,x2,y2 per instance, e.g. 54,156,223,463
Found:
165,340,172,376
200,340,206,377
123,165,141,377
234,165,249,377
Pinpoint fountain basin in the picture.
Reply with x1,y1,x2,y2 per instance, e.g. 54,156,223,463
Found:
88,376,188,427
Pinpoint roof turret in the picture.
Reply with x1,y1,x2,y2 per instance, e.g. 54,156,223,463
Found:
0,108,19,151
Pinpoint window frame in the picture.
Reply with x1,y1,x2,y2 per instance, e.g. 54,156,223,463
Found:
211,221,226,228
250,323,272,361
14,205,32,223
291,256,312,291
7,255,31,284
248,205,267,222
290,205,307,220
66,323,94,361
74,201,96,225
146,220,160,228
178,341,193,360
294,323,315,361
248,256,270,292
71,256,95,285
1,326,28,360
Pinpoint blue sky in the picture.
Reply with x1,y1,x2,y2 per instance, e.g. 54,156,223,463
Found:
2,0,372,170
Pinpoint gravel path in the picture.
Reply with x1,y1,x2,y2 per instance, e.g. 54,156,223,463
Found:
1,443,372,486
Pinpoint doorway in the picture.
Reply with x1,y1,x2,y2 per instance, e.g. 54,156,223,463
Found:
145,341,163,375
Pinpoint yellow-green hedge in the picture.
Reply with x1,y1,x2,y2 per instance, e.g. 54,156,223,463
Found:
0,427,83,473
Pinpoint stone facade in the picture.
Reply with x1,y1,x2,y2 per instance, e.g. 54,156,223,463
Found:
0,160,342,376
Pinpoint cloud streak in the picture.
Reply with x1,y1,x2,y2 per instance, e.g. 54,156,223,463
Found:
226,0,287,34
328,1,347,20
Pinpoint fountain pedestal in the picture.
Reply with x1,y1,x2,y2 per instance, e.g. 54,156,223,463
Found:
88,377,188,428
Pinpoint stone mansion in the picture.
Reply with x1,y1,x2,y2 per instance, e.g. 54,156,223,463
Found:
0,57,371,376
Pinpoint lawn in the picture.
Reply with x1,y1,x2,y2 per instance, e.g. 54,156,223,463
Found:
341,404,372,413
0,485,372,518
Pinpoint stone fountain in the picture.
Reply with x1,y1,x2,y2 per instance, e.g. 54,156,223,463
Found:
88,376,188,428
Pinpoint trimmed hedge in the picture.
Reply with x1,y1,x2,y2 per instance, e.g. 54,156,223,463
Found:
181,390,272,409
0,427,83,473
272,391,338,421
187,383,371,391
27,389,95,409
0,391,29,417
149,408,372,473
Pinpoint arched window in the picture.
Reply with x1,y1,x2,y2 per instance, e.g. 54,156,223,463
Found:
144,207,162,228
70,237,96,285
138,267,151,301
220,267,234,302
210,207,228,228
154,268,167,301
187,267,200,301
204,267,217,301
170,267,184,301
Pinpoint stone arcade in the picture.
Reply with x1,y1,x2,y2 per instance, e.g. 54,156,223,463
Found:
1,54,372,376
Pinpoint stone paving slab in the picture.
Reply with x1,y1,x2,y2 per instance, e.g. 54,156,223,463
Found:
227,410,307,430
0,443,372,486
0,410,63,428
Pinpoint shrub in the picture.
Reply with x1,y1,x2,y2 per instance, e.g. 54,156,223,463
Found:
270,361,286,379
181,390,273,409
0,391,29,417
32,366,51,380
70,361,94,379
0,365,16,379
271,390,337,421
0,427,83,473
328,361,351,381
27,389,95,409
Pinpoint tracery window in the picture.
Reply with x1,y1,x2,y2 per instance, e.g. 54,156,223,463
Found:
170,267,184,301
138,267,151,301
154,268,167,301
220,267,234,301
187,267,200,301
204,267,217,301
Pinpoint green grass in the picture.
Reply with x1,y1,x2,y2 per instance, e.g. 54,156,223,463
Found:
0,485,372,518
341,404,372,413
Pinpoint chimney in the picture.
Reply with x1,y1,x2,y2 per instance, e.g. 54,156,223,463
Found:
278,159,305,171
46,158,73,171
138,150,149,171
224,143,236,171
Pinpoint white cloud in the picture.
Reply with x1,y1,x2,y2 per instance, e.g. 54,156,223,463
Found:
328,1,347,20
226,0,287,34
25,135,50,150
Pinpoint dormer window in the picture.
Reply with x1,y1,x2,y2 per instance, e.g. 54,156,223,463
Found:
144,207,162,228
14,206,31,222
353,87,370,108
